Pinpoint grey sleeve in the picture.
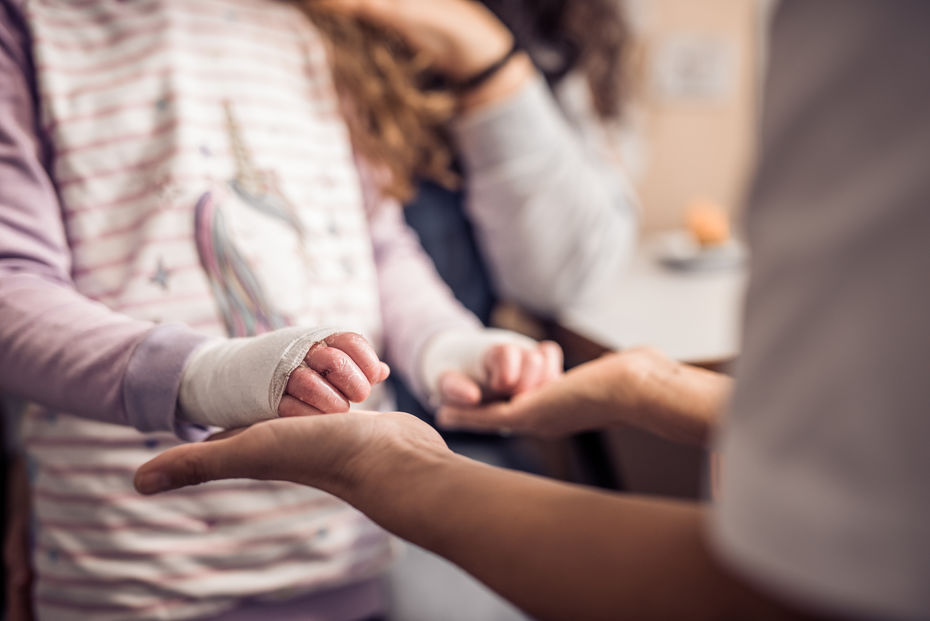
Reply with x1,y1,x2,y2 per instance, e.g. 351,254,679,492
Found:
711,2,930,618
451,76,638,316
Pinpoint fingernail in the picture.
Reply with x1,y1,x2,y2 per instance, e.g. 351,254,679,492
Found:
136,471,171,495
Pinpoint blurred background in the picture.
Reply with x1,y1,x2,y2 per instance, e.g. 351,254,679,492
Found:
616,0,774,232
492,0,779,500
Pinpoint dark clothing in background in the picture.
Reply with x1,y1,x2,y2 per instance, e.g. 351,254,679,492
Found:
392,183,542,472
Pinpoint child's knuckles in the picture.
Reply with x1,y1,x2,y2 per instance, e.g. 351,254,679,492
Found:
343,379,371,403
310,347,350,375
325,331,371,351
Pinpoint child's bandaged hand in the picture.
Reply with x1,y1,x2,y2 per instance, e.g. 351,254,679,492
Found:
420,329,563,408
282,332,390,416
179,327,390,429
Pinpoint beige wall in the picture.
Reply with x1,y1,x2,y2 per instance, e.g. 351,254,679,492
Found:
626,0,763,232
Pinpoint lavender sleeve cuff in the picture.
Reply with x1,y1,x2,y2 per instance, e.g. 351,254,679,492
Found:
122,323,211,441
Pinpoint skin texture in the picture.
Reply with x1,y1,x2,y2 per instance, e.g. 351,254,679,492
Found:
312,0,536,110
133,409,811,621
281,332,392,416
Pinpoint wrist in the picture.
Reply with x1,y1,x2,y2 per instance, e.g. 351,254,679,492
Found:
441,12,514,79
618,348,727,446
339,435,455,512
178,327,340,428
458,53,535,112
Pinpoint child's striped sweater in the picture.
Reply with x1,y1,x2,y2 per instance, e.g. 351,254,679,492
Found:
0,0,478,618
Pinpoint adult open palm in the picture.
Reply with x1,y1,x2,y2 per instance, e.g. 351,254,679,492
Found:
135,412,449,496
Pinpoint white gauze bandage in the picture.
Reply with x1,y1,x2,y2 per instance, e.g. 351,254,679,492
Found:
419,328,539,404
179,327,340,428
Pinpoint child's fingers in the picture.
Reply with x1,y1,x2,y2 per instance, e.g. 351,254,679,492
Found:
484,344,521,393
323,332,387,385
305,342,371,402
374,362,391,383
437,370,483,406
539,341,564,382
285,367,350,413
513,348,544,394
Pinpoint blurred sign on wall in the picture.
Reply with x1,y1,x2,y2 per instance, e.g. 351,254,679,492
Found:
623,0,764,232
652,34,736,101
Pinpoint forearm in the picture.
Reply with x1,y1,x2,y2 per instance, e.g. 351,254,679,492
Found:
453,76,638,315
619,352,733,446
0,270,207,434
341,450,793,621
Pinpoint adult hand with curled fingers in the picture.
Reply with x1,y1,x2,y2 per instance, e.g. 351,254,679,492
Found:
437,347,731,446
179,327,391,429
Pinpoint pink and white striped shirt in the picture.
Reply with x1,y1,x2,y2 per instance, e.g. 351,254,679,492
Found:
0,0,478,618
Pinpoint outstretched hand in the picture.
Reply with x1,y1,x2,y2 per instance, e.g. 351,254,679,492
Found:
437,349,633,438
135,411,449,496
436,348,728,446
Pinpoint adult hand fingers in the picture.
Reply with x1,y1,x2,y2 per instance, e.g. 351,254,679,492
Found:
436,399,521,434
278,394,328,418
323,332,390,384
305,341,371,403
135,433,250,494
437,370,483,407
285,366,350,414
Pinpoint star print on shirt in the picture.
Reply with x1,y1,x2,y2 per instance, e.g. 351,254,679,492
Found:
150,257,171,290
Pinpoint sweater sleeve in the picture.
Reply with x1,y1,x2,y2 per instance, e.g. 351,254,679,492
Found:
0,1,208,438
452,75,639,316
363,177,482,400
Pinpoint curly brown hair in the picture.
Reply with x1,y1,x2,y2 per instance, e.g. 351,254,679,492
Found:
295,1,630,201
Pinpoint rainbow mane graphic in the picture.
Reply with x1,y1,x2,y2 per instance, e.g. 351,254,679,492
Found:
194,191,288,337
193,101,307,337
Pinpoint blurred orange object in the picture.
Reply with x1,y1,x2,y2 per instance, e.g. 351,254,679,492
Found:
686,200,731,247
